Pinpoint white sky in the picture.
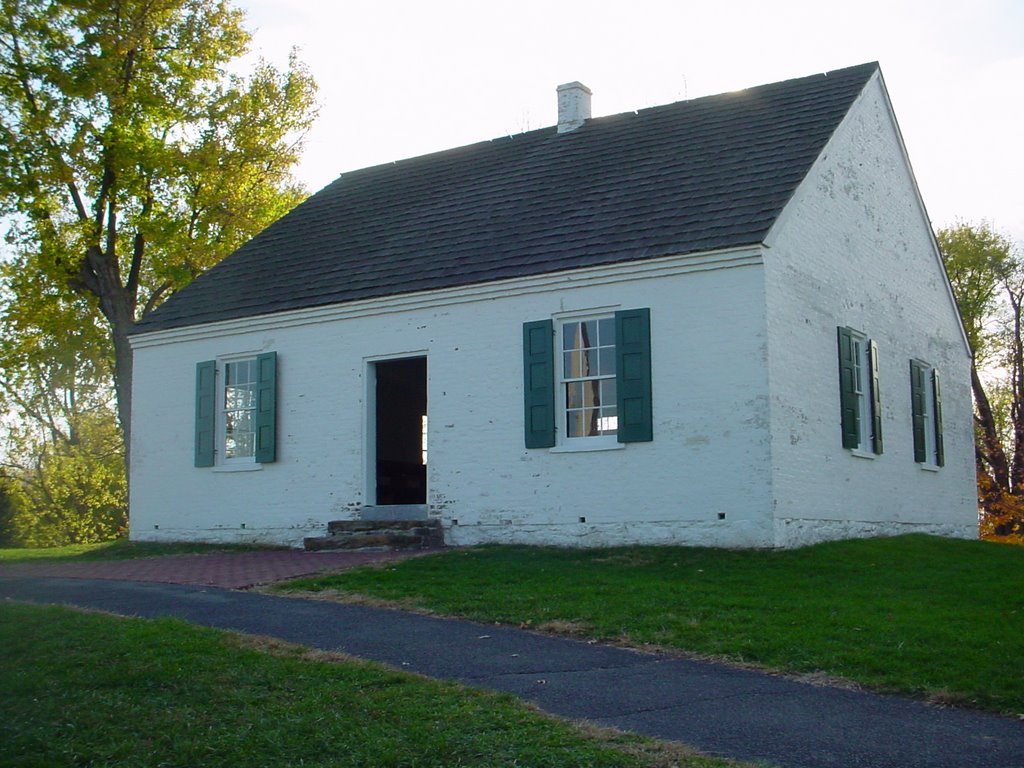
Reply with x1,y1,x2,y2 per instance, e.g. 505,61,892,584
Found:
238,0,1024,246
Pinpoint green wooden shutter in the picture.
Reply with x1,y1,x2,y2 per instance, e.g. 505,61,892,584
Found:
932,368,944,467
615,308,653,443
868,340,883,455
194,360,216,467
910,360,927,463
523,320,555,448
837,327,860,449
254,352,278,463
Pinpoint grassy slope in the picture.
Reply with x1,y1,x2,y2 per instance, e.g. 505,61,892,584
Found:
0,603,736,768
279,534,1024,714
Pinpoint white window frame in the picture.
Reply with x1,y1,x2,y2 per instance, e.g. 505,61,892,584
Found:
218,355,259,466
556,313,619,448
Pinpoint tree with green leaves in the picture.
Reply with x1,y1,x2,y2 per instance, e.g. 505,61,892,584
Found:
0,251,125,545
0,0,318,464
0,475,20,546
938,221,1024,538
2,407,127,546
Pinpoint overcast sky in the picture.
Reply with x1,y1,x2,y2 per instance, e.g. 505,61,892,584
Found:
239,0,1022,243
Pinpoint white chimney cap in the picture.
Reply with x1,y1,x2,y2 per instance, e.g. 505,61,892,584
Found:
556,82,592,134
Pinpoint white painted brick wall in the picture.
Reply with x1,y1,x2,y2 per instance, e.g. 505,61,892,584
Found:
129,255,776,548
129,72,977,550
763,73,977,546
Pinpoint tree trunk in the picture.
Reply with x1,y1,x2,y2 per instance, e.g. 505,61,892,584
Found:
1010,293,1024,492
111,323,133,469
972,362,1009,492
77,245,136,475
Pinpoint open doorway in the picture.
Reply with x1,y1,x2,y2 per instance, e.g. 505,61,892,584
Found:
372,357,427,505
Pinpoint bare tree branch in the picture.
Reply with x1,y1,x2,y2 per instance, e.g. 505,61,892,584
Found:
141,280,172,317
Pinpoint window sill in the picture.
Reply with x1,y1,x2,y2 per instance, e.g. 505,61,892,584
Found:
918,463,941,473
550,441,625,454
212,463,263,473
849,449,877,460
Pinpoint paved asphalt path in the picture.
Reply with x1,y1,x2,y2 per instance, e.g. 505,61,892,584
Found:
3,576,1022,768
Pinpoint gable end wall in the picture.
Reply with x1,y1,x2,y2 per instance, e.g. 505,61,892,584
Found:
763,73,976,547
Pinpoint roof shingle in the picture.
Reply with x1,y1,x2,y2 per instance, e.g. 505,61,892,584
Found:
133,62,879,334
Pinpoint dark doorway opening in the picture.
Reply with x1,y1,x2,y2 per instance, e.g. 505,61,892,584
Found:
374,357,427,505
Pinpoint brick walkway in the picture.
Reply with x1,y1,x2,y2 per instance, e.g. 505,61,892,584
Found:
0,549,436,589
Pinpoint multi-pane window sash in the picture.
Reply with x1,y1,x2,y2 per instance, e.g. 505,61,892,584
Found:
562,318,617,438
224,359,257,460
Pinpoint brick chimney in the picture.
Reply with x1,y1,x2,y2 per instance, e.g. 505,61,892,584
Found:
556,82,592,133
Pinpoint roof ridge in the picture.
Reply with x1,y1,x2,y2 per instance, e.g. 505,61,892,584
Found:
323,62,880,185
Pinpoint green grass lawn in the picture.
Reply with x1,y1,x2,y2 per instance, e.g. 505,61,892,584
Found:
278,534,1024,714
0,539,284,563
0,603,738,768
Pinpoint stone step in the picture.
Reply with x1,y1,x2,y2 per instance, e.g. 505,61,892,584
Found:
304,519,444,552
304,532,425,551
327,519,433,534
360,504,428,521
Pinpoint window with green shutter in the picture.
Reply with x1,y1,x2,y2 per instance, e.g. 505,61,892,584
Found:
910,359,943,467
837,327,882,455
524,309,652,449
195,353,278,466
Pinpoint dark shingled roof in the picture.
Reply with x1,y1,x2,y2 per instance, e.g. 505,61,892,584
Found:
134,62,879,334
